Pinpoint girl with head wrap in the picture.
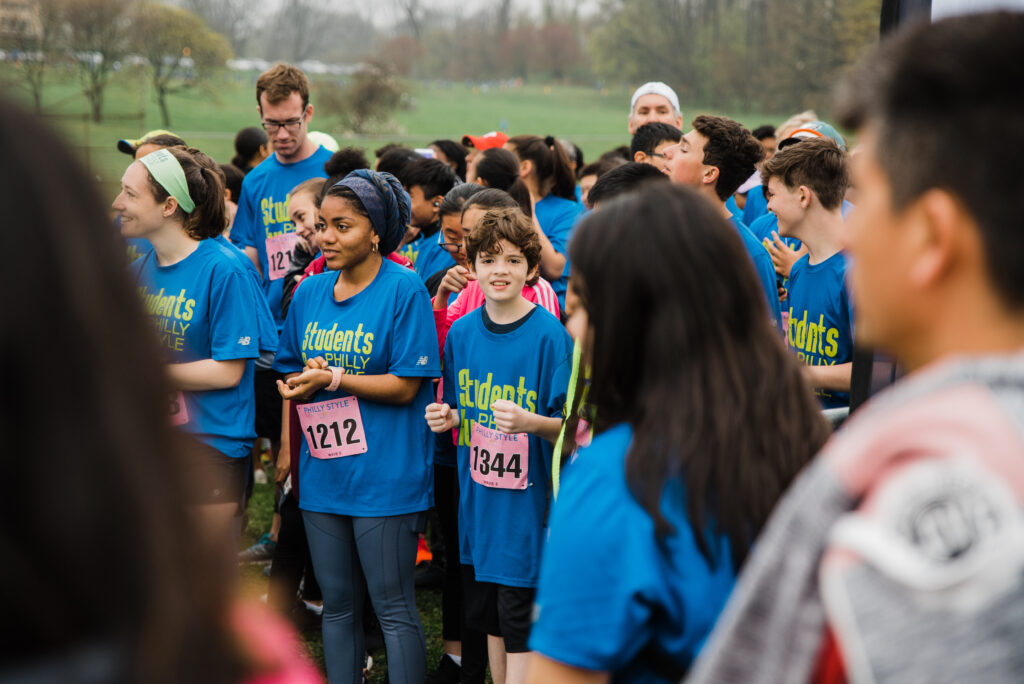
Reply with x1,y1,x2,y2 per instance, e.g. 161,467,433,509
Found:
273,170,442,684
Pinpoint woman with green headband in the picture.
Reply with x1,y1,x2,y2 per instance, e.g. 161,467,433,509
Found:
113,146,261,558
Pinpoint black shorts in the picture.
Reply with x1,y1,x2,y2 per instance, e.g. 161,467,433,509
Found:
254,368,284,440
461,565,536,653
181,438,249,511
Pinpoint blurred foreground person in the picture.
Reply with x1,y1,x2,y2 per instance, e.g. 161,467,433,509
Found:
0,99,320,684
526,185,829,683
689,11,1024,684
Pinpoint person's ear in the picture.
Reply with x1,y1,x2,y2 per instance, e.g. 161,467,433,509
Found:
520,159,533,179
633,150,647,163
798,185,812,209
432,195,444,209
527,263,540,282
224,188,233,202
163,196,179,218
703,165,719,186
908,188,971,291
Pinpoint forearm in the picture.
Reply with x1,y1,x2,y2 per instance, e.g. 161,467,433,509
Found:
524,413,563,443
167,358,246,391
337,371,425,405
244,245,262,278
805,362,853,392
534,216,566,279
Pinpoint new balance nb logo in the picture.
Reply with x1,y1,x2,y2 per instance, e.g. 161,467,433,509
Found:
416,356,429,366
238,336,251,345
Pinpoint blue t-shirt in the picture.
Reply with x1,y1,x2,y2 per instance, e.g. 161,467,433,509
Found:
273,260,442,516
125,237,152,263
442,306,573,587
535,194,584,312
213,235,278,354
530,423,737,682
725,195,740,217
396,233,423,267
229,147,333,331
741,184,769,227
786,252,854,409
133,239,260,459
414,227,456,282
728,215,782,327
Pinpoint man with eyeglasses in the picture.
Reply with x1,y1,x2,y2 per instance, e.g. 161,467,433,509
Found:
229,63,333,498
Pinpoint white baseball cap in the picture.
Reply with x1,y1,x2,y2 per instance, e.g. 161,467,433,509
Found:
629,82,682,116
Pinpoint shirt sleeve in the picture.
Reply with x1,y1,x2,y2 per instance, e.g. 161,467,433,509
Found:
544,330,574,419
229,180,258,249
272,282,306,374
387,276,442,377
207,267,261,361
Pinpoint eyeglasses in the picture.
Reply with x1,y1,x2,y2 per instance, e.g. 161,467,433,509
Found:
649,152,666,159
438,233,463,253
261,116,304,133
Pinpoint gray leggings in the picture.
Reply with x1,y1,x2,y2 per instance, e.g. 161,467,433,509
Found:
303,510,426,684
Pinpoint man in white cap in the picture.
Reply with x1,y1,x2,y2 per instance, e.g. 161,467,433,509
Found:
628,81,683,134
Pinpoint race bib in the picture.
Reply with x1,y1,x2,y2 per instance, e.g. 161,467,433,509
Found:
470,422,528,490
266,232,299,281
169,390,189,426
297,396,368,459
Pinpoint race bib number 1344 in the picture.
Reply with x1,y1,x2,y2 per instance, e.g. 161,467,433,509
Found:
470,422,528,490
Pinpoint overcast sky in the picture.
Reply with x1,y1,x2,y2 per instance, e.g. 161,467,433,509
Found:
348,0,601,28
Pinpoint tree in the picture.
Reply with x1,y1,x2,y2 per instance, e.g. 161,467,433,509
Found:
4,0,68,113
316,63,409,135
182,0,259,56
132,4,233,127
65,0,135,122
394,0,424,41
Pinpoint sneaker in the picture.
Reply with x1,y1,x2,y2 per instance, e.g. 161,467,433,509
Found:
238,533,277,562
302,599,324,616
425,653,461,684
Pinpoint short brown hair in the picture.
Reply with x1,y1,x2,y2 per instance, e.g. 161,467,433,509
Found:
256,63,310,109
465,208,542,285
761,137,848,210
692,115,764,201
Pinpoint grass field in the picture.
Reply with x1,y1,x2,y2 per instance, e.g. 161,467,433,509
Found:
0,64,776,202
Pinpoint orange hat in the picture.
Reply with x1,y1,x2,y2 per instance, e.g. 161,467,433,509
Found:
462,131,509,150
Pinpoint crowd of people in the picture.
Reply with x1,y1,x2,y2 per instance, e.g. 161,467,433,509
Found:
4,10,1024,684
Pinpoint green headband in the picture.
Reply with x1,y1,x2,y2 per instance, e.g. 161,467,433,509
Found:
139,148,195,214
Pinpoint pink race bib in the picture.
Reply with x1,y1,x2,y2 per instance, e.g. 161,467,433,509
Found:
297,396,368,459
470,422,528,490
266,232,299,281
169,390,189,426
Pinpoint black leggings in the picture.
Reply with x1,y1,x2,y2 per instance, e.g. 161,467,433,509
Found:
269,490,321,613
434,462,487,684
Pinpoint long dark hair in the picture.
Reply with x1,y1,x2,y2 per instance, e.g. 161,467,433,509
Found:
507,134,577,201
570,184,829,569
474,148,533,217
0,99,244,683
